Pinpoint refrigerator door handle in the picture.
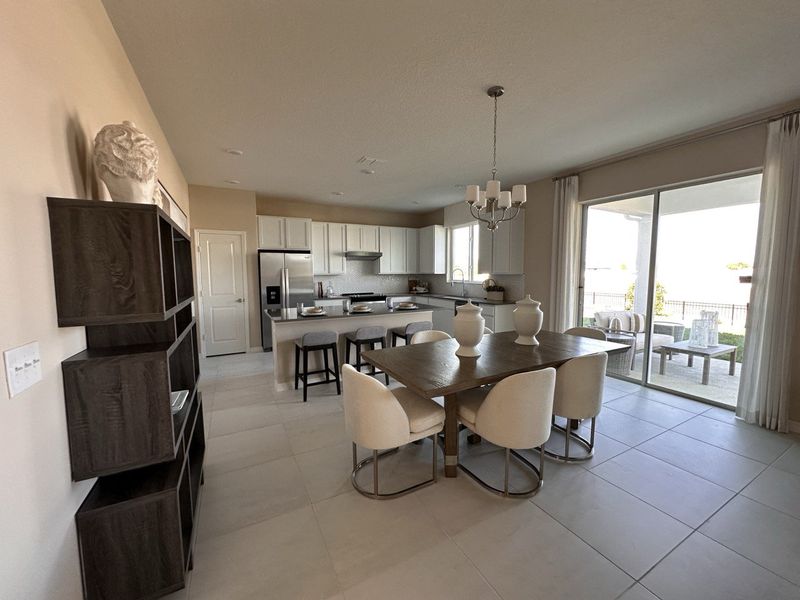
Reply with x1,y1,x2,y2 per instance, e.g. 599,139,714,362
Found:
281,268,289,308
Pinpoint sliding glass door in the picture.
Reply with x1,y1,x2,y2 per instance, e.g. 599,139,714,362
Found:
581,172,761,406
646,173,761,406
581,194,654,381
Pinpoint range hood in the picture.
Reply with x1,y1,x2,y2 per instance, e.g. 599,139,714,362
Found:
345,250,382,261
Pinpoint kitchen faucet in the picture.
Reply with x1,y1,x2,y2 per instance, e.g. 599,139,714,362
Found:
451,268,467,298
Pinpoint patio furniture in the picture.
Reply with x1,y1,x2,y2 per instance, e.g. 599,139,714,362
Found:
594,311,675,369
657,340,737,385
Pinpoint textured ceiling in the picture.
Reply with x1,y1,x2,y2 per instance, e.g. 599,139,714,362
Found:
102,0,800,211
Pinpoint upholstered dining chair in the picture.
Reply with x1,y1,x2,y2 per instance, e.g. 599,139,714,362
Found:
545,352,607,462
456,369,555,497
409,329,451,344
342,364,445,499
564,326,607,340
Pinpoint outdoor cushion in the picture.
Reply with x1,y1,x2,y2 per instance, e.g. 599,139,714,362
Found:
633,313,646,332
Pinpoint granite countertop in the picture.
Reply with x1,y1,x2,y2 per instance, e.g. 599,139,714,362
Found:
267,302,446,323
320,293,515,306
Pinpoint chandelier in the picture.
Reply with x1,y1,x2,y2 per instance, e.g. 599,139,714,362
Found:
464,85,526,230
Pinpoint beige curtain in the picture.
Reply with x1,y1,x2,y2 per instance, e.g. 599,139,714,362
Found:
549,175,581,332
736,113,800,432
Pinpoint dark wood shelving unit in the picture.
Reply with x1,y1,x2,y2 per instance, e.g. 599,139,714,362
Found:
47,197,204,600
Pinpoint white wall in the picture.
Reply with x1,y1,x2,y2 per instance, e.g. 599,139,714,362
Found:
0,2,188,598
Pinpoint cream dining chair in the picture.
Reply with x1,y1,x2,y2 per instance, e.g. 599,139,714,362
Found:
545,352,607,462
456,369,555,497
342,364,445,499
409,329,451,344
564,326,607,340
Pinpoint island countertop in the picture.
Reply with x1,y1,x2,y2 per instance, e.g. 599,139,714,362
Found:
267,302,448,323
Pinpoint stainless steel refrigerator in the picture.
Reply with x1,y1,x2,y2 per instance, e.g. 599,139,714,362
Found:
258,250,316,350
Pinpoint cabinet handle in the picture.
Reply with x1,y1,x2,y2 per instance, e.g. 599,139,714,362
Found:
236,298,244,303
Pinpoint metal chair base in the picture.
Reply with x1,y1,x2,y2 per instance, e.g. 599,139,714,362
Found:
458,445,545,498
351,435,438,500
543,417,596,462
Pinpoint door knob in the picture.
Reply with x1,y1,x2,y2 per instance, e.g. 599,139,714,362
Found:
236,298,244,303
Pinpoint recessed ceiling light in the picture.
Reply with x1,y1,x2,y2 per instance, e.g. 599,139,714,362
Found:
413,201,420,205
224,179,241,185
223,148,244,156
361,169,376,175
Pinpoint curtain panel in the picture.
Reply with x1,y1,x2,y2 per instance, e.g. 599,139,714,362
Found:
549,175,581,332
737,113,800,432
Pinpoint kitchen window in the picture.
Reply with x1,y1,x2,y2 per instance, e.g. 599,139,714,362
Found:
448,222,488,283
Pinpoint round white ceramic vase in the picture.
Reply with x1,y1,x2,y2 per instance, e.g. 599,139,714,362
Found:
453,300,484,357
513,295,544,346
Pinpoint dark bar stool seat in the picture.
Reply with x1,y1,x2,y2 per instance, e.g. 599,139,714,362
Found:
294,330,341,402
389,321,432,347
345,325,389,384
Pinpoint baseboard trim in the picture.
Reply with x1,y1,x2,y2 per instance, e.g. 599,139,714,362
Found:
789,420,800,434
248,346,264,353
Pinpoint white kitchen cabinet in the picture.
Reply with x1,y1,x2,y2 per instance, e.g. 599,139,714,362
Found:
285,217,312,250
477,211,525,275
258,216,312,250
417,225,446,274
345,224,380,252
406,228,419,274
258,215,284,249
311,222,346,275
379,226,411,274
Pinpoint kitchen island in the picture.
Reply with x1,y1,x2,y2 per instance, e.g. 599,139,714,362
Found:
266,303,447,390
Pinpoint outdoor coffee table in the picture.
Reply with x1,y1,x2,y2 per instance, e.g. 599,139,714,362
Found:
658,340,737,385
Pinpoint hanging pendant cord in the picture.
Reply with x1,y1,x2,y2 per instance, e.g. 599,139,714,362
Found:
491,94,498,181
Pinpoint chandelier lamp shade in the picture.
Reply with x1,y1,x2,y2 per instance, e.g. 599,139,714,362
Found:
465,85,526,231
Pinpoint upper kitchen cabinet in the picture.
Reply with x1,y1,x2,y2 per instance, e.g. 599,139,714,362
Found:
378,226,411,274
417,225,446,274
477,210,525,275
258,216,312,250
405,228,419,274
311,222,346,275
345,224,380,252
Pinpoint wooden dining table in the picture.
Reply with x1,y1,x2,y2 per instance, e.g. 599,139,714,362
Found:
361,330,629,477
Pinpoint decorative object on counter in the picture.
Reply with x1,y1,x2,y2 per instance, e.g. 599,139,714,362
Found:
453,300,485,357
464,86,526,231
325,281,335,297
485,284,505,302
700,310,720,346
350,303,372,313
93,121,159,203
395,301,418,311
317,281,324,298
689,318,709,348
301,306,326,317
513,294,543,345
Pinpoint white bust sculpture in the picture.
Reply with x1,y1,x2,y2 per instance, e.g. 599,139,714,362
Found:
93,121,159,203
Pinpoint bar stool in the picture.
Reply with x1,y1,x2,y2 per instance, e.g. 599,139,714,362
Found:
456,369,555,497
294,331,341,402
389,321,432,346
342,364,444,499
344,325,389,384
544,352,607,462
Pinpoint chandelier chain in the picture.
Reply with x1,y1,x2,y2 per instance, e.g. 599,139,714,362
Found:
491,94,498,180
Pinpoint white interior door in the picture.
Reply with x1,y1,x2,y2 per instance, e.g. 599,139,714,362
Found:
198,231,248,356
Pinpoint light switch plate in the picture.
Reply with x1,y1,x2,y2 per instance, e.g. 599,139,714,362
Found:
4,341,42,397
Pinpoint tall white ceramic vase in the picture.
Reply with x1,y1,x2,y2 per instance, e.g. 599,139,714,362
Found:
513,295,544,346
453,300,484,357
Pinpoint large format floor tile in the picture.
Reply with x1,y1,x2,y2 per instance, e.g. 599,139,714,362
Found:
532,467,691,578
700,495,800,586
190,506,341,600
343,540,500,600
674,415,793,463
454,501,632,600
591,407,666,446
203,424,292,476
741,466,800,519
642,532,800,600
590,449,734,527
284,411,350,455
543,426,630,469
772,444,800,477
636,430,766,491
604,395,696,428
631,387,710,414
198,456,310,541
208,403,283,438
617,584,660,600
314,490,449,589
